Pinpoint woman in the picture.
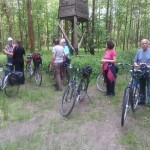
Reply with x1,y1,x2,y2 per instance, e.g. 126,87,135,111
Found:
101,41,117,96
13,40,25,84
60,38,70,64
50,38,65,91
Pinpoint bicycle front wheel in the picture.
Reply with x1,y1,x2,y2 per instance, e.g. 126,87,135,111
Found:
26,63,33,79
121,87,132,126
34,68,42,86
60,84,76,116
96,73,106,93
78,79,88,102
131,87,140,111
4,74,20,97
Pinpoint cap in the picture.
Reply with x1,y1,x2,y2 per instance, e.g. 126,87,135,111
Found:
8,37,13,41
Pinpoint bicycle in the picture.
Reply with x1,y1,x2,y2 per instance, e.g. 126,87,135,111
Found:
121,63,150,126
96,63,131,92
0,63,20,97
25,53,42,86
60,66,92,117
48,61,71,86
96,70,106,93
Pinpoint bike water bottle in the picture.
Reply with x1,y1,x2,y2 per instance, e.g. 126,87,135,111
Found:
134,82,138,88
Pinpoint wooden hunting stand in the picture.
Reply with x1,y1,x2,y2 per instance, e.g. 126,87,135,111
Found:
58,0,89,54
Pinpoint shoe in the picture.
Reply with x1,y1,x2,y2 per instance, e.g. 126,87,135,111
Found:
104,92,110,96
110,93,115,96
138,101,146,105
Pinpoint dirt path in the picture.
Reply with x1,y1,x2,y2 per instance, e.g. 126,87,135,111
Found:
0,83,149,150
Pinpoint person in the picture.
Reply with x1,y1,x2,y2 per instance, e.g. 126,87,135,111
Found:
50,38,66,91
4,37,15,71
134,39,150,106
60,38,71,64
101,40,117,96
13,40,25,84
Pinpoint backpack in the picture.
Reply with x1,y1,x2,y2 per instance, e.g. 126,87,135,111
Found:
33,53,42,67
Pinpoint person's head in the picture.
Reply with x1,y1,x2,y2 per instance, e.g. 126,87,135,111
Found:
8,37,13,46
16,40,22,46
141,39,149,51
53,38,60,45
60,38,66,47
106,40,115,50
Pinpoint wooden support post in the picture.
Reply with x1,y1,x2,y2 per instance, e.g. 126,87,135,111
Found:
74,16,78,55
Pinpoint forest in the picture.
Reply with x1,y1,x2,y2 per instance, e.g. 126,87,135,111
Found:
0,0,150,53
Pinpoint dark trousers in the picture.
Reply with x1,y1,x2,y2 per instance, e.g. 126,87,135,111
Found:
14,62,25,84
104,70,115,94
54,63,63,90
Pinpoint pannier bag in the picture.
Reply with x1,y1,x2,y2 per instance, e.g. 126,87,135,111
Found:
8,72,24,85
33,53,42,67
8,73,19,86
82,66,92,78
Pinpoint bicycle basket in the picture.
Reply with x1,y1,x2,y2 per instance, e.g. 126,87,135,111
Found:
8,73,19,86
25,58,31,63
82,66,92,78
33,53,42,67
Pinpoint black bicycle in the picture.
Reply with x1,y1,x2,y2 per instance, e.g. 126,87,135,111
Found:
121,63,150,126
60,66,92,117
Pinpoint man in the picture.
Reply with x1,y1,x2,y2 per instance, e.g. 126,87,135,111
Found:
134,39,150,106
4,37,14,71
50,38,65,91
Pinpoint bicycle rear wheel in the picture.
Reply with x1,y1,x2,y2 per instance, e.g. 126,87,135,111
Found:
96,73,106,93
34,68,42,86
48,63,55,80
60,84,76,116
121,87,132,126
4,74,20,97
61,67,70,86
78,79,88,102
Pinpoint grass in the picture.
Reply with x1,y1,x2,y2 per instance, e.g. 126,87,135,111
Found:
0,49,150,149
118,131,149,150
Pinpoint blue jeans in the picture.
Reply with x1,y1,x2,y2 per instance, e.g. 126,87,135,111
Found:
139,73,150,104
7,57,14,71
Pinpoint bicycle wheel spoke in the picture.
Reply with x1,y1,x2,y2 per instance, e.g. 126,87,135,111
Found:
34,68,42,86
78,80,87,102
26,63,33,79
121,87,131,126
4,75,20,97
60,85,76,116
96,73,106,93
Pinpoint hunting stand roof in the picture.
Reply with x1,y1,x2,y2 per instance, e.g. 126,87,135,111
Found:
59,0,89,22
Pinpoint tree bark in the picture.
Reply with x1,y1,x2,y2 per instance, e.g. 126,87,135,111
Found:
26,0,35,52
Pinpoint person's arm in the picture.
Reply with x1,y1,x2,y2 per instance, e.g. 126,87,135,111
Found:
101,56,116,63
49,52,55,71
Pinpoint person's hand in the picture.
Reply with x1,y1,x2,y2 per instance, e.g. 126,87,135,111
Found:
101,59,106,63
49,63,52,71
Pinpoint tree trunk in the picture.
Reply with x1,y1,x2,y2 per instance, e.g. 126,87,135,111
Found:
26,0,35,52
106,0,110,39
17,0,23,41
2,0,12,36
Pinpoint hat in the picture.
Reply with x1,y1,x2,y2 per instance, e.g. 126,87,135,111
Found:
8,37,13,41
